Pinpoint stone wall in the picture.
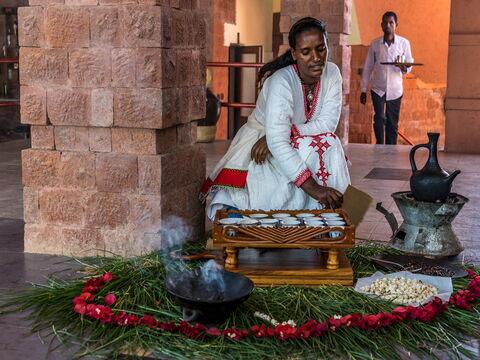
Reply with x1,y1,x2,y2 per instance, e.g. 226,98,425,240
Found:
349,45,446,146
445,0,480,153
279,0,352,144
19,0,206,257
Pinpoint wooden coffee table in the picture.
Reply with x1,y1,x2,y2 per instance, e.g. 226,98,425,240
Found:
212,209,355,286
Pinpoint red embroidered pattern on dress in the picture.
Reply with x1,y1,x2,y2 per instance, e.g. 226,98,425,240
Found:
200,168,248,196
294,168,312,187
292,64,321,122
290,131,337,186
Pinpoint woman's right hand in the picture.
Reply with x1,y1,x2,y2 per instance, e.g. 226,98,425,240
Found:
300,177,343,209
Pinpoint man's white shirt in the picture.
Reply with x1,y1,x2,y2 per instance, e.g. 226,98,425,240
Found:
360,35,413,101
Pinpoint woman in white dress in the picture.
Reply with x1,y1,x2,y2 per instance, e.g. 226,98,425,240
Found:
201,17,350,219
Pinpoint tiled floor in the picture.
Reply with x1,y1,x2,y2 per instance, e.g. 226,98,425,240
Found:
0,139,479,359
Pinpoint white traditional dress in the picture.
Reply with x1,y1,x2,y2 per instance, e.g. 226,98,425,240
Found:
201,62,350,220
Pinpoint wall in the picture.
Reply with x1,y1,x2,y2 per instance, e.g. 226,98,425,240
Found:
279,0,352,144
20,1,206,256
348,0,450,145
445,0,480,153
206,0,235,140
225,0,274,62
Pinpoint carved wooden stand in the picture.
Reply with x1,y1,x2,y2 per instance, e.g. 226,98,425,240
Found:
212,210,355,286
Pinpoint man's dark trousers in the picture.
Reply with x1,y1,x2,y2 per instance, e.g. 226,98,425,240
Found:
371,91,402,145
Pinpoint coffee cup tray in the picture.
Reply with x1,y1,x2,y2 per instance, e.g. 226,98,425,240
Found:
212,209,356,286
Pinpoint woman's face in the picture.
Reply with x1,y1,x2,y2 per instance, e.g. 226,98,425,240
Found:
291,29,327,84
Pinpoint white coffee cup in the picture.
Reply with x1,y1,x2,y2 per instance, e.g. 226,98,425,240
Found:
239,219,259,226
304,220,325,227
272,213,291,218
326,220,346,226
219,218,240,225
249,213,269,219
281,220,301,227
259,218,279,227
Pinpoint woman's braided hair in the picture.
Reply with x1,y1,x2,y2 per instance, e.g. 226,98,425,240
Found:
258,17,328,87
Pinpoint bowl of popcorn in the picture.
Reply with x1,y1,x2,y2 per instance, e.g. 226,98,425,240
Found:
354,271,453,306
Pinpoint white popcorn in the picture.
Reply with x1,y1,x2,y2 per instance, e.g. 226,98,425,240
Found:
361,277,438,305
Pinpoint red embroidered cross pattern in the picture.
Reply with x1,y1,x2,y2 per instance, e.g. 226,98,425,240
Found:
290,131,337,186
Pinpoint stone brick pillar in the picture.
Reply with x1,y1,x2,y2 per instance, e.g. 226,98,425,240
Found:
445,0,480,153
19,0,206,256
279,0,351,144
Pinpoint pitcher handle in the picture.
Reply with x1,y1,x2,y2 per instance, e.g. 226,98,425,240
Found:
409,144,429,172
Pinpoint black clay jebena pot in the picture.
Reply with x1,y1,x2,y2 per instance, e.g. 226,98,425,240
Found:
409,132,461,203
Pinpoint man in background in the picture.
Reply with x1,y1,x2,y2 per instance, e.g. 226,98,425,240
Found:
360,11,413,145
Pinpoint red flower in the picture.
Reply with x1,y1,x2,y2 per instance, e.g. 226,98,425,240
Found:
392,306,410,321
297,319,322,338
139,315,158,328
466,268,476,278
102,272,115,283
273,323,298,340
223,328,249,341
206,327,222,336
104,293,117,306
74,303,87,315
73,292,94,305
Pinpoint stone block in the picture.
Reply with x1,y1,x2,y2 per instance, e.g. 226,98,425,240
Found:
95,153,138,192
19,48,68,86
189,85,206,121
176,122,196,146
159,145,198,192
112,48,136,87
177,87,189,124
161,5,172,48
54,126,89,151
112,128,158,154
22,149,60,188
45,6,89,48
20,86,46,125
99,0,137,4
62,228,105,257
446,45,480,99
91,89,114,127
445,110,480,153
65,0,98,5
86,192,130,228
59,151,96,189
172,10,186,47
39,189,85,225
89,127,112,152
29,0,64,5
90,6,121,48
128,194,162,232
69,49,111,87
161,87,179,128
161,49,176,88
18,6,44,47
193,12,206,48
31,125,54,150
24,224,63,255
23,187,39,223
175,50,191,87
47,88,91,126
279,15,291,33
156,126,178,153
136,48,163,88
120,5,162,47
103,227,153,257
138,155,161,194
114,88,163,129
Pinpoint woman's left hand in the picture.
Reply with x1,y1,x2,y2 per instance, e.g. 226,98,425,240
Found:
251,135,271,164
